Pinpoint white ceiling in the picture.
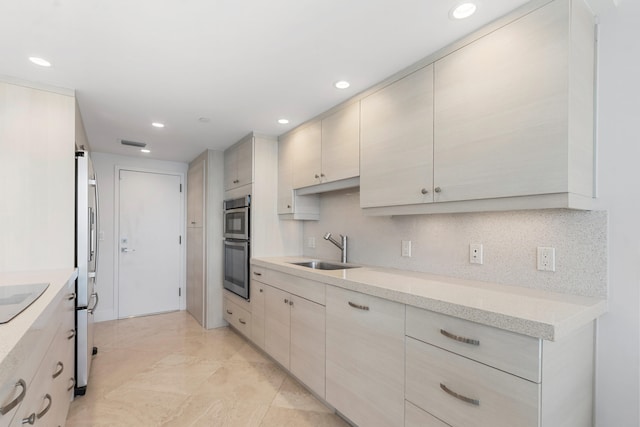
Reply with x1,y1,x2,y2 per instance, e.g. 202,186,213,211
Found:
0,0,534,163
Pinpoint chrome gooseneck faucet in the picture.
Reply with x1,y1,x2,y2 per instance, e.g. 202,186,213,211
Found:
324,232,347,263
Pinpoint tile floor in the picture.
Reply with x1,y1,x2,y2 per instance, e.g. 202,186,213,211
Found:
66,311,350,427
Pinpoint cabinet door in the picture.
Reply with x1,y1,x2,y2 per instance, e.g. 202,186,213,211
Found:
187,158,204,227
290,296,325,398
186,227,204,326
360,65,434,208
264,285,291,368
251,281,266,349
223,146,237,191
326,286,405,427
321,102,360,183
292,122,322,189
433,0,570,202
235,136,253,188
277,134,294,214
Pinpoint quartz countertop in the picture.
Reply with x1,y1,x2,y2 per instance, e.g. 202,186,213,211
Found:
252,257,607,341
0,269,77,375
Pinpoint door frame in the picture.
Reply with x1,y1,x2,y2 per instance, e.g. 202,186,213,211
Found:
113,165,186,317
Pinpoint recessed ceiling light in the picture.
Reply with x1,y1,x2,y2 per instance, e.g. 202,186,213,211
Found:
278,119,290,124
334,80,350,89
29,57,51,67
140,149,151,153
152,122,165,128
451,2,477,19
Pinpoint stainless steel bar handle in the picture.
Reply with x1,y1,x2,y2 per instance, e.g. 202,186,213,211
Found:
67,292,76,301
88,292,99,314
0,379,26,415
440,383,480,406
226,309,233,315
253,272,262,276
67,377,76,392
52,361,64,379
67,329,76,340
36,394,52,419
239,319,246,325
21,413,35,425
348,301,369,311
440,329,480,346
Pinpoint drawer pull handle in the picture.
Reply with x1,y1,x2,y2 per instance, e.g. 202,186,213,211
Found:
67,329,76,340
36,394,52,419
253,272,262,276
0,378,27,415
259,288,263,293
226,309,233,315
239,319,246,325
67,377,76,392
21,413,35,425
52,361,64,379
440,329,480,346
440,383,480,406
348,301,369,311
67,292,76,301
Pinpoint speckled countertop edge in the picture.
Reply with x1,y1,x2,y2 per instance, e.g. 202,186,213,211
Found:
252,257,607,341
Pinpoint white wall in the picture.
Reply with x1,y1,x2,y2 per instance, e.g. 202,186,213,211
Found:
92,152,188,322
592,2,640,425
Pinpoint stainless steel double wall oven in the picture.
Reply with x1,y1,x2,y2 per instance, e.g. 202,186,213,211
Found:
223,195,250,299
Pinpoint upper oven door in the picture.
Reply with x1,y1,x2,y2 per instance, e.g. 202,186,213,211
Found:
224,207,249,240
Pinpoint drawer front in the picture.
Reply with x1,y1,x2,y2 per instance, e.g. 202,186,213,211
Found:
251,266,266,283
405,401,451,427
262,268,325,305
406,306,541,382
224,298,251,337
406,337,539,427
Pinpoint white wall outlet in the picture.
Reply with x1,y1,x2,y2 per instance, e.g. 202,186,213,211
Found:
401,240,412,257
469,243,483,264
537,247,556,271
307,237,316,248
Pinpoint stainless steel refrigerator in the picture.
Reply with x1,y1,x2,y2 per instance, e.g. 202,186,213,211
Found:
75,150,99,396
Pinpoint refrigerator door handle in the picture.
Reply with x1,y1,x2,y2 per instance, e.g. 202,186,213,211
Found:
88,292,99,314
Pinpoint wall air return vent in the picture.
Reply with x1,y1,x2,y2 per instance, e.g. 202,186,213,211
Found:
120,139,147,148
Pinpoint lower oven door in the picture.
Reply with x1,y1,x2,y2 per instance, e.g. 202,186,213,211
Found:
223,240,249,299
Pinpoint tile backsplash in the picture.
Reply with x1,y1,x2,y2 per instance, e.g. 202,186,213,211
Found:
302,190,607,298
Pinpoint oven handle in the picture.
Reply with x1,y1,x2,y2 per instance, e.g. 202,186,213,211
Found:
223,240,249,248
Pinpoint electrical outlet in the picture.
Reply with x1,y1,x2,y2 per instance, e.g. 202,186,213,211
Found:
537,247,556,271
307,237,316,248
401,240,412,257
469,243,483,264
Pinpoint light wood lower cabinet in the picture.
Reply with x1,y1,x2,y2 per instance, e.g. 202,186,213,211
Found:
325,286,405,427
223,295,251,338
405,305,595,427
405,401,451,427
250,279,266,350
0,276,75,427
263,283,326,398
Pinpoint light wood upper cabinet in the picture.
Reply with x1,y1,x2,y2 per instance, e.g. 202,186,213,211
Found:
291,122,322,189
187,157,204,227
278,131,320,219
360,64,434,208
224,135,253,191
432,0,594,203
320,102,360,183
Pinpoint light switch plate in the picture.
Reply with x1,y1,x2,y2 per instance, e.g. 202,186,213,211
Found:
401,240,412,257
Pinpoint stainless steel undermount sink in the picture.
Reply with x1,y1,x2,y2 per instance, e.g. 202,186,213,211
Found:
289,260,359,270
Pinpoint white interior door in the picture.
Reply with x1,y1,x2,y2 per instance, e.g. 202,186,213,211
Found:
118,169,182,318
